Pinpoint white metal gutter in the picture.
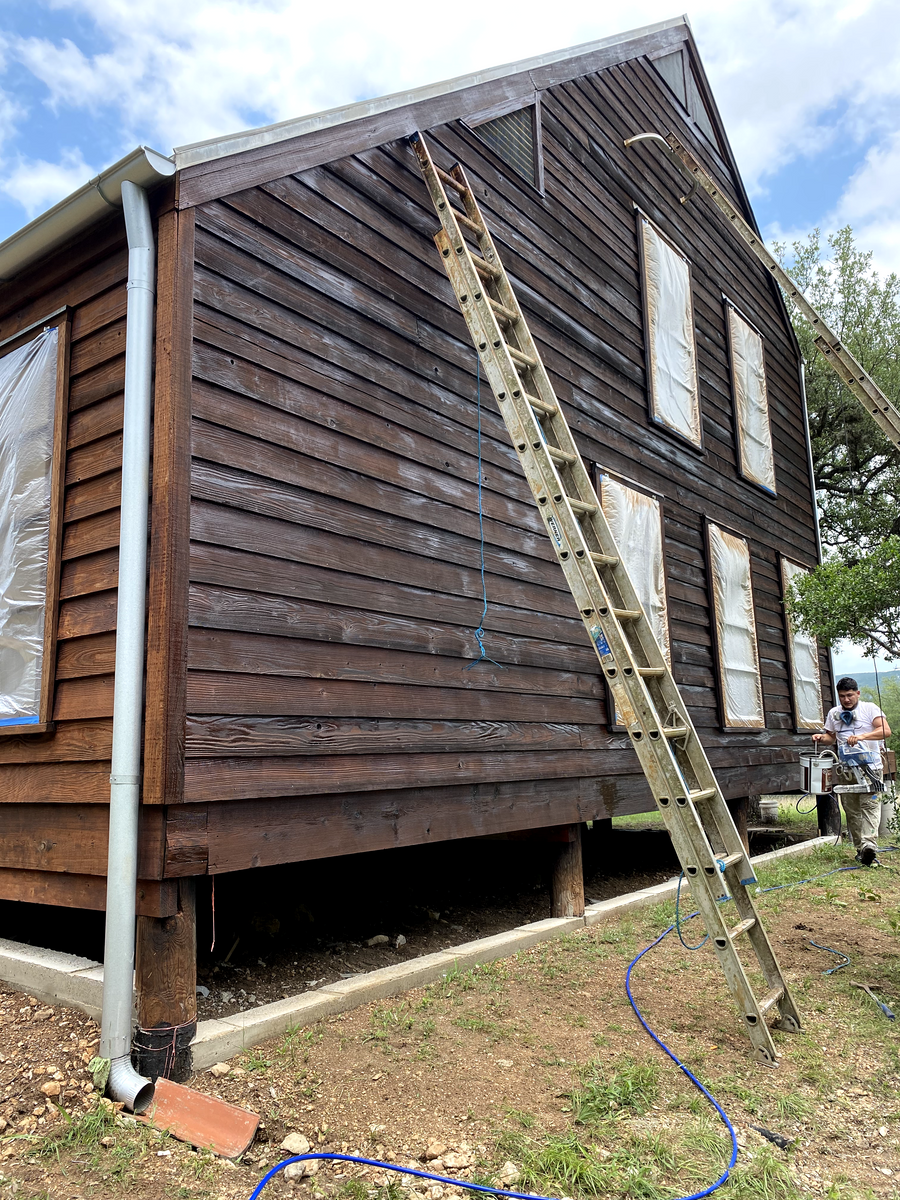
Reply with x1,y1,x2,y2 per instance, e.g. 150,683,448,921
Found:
174,15,690,170
0,146,174,283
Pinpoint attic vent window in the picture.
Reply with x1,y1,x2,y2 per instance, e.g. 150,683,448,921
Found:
651,48,720,149
474,105,539,188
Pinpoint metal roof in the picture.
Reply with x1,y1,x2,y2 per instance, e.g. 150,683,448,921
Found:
175,15,689,169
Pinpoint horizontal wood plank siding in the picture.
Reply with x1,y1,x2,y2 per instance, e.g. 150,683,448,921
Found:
184,51,822,866
0,196,178,902
0,220,127,812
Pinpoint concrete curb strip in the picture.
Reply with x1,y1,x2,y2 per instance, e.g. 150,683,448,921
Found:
0,834,837,1070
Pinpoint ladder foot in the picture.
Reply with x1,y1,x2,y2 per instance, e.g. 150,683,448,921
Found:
774,1015,801,1034
754,1046,779,1068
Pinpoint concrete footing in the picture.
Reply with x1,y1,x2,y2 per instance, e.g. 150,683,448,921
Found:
0,835,836,1071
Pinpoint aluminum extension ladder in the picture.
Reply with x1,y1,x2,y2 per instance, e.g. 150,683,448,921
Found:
625,131,900,455
412,130,800,1067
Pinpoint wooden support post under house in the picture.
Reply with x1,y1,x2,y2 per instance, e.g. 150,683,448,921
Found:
551,824,585,918
816,792,842,838
133,879,197,1083
727,797,750,857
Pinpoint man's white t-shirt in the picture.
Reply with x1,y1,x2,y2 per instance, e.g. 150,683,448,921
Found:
823,701,886,751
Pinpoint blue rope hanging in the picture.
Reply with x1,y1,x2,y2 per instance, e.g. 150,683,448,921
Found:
467,354,502,671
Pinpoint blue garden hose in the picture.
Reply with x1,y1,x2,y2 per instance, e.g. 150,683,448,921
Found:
248,854,892,1200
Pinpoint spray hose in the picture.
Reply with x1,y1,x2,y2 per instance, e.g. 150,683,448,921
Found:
248,854,892,1200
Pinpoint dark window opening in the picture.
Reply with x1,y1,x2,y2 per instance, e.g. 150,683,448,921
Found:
475,105,538,187
651,48,720,149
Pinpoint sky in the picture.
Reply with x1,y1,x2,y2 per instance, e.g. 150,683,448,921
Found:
1,0,899,268
1,0,897,676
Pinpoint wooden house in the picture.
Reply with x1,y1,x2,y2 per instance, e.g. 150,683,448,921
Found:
0,16,828,1073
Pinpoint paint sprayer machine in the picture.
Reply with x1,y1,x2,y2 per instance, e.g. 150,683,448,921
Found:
800,746,898,795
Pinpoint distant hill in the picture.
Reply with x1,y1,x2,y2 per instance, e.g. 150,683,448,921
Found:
839,670,900,695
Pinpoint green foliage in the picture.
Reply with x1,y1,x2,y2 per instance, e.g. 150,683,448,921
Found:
775,227,900,557
861,676,900,753
776,228,900,658
785,537,900,662
569,1058,659,1123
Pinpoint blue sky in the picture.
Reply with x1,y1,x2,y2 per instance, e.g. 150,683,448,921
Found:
1,1,899,271
1,0,897,680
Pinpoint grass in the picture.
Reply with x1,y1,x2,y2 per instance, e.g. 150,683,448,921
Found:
570,1058,659,1123
33,1101,170,1188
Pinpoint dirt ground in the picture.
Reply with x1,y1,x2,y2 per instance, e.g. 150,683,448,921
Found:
2,838,899,1200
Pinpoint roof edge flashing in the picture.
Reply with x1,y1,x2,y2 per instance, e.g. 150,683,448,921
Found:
0,146,175,284
175,16,688,170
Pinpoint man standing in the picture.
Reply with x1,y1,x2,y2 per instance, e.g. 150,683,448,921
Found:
813,677,892,866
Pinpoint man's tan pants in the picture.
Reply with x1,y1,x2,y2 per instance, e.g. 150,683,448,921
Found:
839,791,881,855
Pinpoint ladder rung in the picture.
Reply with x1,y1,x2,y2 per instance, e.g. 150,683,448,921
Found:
456,211,483,236
548,445,577,465
637,666,665,676
507,345,537,368
525,392,558,416
728,917,756,942
566,496,597,516
612,607,641,620
590,551,619,566
488,296,518,324
757,986,784,1016
688,787,717,802
719,853,743,871
472,256,501,281
663,726,689,739
436,165,468,196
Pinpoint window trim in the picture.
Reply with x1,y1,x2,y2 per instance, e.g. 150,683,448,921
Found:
635,208,705,455
0,308,71,736
464,94,545,195
592,465,672,733
723,295,777,496
704,518,766,733
779,553,824,734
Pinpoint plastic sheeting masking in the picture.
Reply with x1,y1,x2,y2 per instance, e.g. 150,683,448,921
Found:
780,558,822,731
0,328,59,725
727,306,776,494
600,476,671,725
708,523,765,728
640,217,701,447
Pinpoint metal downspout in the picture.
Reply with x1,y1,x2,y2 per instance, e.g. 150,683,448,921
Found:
99,181,156,1113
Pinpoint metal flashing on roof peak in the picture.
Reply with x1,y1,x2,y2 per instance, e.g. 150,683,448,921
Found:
174,16,689,171
0,146,174,284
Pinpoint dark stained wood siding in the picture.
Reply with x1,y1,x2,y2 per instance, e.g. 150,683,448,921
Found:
0,199,179,914
0,218,126,808
183,52,824,869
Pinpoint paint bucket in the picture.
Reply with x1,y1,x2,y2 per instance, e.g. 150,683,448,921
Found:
758,797,779,825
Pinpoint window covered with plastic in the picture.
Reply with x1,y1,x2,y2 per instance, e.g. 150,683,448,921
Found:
727,304,776,494
639,216,701,447
708,523,765,729
0,327,59,727
601,475,670,727
781,558,822,730
600,476,670,665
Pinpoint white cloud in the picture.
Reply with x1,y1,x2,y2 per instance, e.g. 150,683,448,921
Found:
825,131,900,273
2,0,900,263
0,148,96,218
10,1,897,192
